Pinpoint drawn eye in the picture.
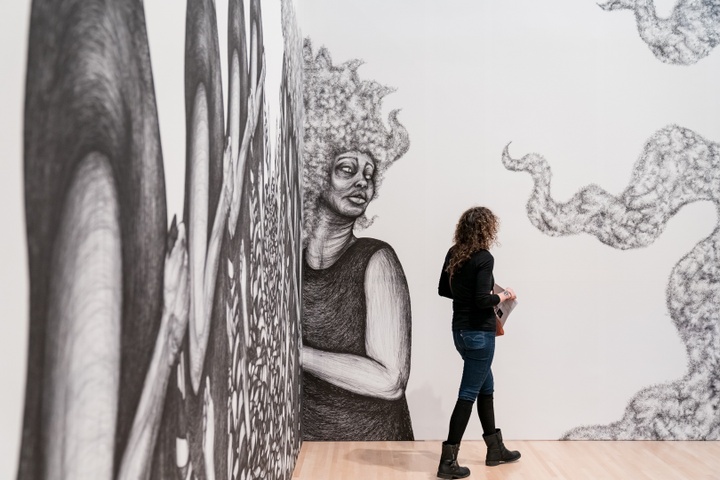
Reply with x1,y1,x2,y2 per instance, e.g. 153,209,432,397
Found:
337,164,355,176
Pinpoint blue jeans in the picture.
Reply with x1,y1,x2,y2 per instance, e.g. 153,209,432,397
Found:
453,330,495,402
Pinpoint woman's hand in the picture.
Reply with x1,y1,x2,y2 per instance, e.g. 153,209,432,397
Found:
501,287,517,301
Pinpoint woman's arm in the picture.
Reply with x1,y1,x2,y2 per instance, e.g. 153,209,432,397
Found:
438,251,453,298
474,255,502,308
302,248,411,401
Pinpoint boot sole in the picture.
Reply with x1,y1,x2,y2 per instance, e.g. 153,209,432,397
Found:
486,456,521,467
437,473,471,479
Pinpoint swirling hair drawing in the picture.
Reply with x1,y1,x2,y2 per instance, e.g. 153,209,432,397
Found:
599,0,720,65
503,124,720,440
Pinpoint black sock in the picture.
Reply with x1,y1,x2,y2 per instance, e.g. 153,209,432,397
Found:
477,394,496,436
447,399,474,444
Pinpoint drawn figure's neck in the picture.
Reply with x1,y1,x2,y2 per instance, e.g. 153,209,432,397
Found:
305,208,357,270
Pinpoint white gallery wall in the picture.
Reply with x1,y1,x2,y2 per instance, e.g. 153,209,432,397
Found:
296,0,719,441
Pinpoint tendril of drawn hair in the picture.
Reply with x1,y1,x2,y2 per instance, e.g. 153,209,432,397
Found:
302,39,410,241
503,124,720,439
599,0,720,65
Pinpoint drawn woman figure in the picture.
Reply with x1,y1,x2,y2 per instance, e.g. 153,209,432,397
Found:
301,40,414,441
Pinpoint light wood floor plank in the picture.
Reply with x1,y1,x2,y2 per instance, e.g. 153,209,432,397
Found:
292,440,720,480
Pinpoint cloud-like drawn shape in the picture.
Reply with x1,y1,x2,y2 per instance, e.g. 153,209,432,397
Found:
600,0,720,65
503,125,720,439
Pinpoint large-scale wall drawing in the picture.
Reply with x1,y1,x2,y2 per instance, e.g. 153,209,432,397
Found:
600,0,720,64
300,41,415,441
503,124,720,439
5,0,718,457
18,0,302,478
495,0,719,441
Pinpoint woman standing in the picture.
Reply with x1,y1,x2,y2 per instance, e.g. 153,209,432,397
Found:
436,206,521,479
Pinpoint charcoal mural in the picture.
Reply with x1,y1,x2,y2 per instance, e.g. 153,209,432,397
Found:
18,0,302,478
301,40,414,441
599,0,720,65
502,124,720,440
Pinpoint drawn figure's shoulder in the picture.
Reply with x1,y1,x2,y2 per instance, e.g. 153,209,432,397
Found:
355,237,394,255
357,237,405,269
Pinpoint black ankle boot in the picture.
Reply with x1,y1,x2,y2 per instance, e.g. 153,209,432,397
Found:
483,428,521,466
437,442,470,479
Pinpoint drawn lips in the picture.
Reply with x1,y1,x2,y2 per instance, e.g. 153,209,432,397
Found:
347,193,367,205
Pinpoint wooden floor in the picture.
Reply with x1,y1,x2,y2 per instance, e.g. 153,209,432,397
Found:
292,440,720,480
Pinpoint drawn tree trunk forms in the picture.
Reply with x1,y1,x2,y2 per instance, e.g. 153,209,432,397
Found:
223,1,251,478
502,124,720,439
223,1,301,479
599,0,720,65
170,0,263,478
184,0,227,396
241,3,274,477
19,0,300,478
20,0,167,478
274,1,303,471
254,72,302,478
224,4,258,479
150,2,228,479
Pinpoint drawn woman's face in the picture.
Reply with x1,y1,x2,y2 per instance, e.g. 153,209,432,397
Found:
322,151,376,219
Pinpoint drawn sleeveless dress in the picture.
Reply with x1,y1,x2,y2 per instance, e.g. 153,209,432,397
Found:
302,237,414,441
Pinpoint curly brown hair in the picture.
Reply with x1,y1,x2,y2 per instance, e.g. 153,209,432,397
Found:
446,206,500,278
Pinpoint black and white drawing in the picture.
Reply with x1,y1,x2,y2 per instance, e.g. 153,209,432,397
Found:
301,40,414,441
503,124,720,439
18,0,302,478
600,0,720,65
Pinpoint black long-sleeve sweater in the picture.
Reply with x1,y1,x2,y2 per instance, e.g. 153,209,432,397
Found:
438,247,501,332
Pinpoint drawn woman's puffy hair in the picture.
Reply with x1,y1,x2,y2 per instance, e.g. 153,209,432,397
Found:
302,39,409,241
